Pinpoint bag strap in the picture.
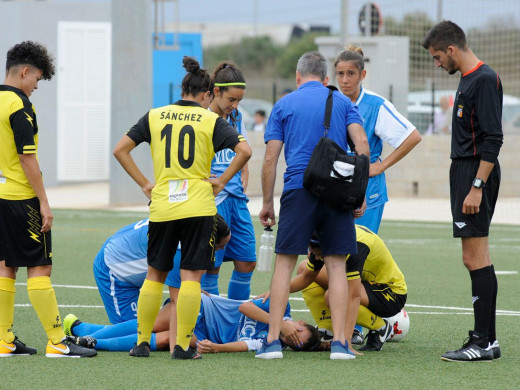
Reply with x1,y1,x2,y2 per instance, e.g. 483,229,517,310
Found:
323,85,356,152
323,86,335,136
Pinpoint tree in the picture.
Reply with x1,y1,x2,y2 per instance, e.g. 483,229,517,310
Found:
204,36,281,76
275,33,327,78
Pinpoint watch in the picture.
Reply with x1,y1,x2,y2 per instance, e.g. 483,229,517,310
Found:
472,178,486,189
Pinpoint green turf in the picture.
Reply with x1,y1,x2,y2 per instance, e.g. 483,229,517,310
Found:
3,210,519,389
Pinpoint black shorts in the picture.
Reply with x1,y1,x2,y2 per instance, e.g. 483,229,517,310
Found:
450,158,500,237
363,280,406,318
0,197,52,267
147,215,218,272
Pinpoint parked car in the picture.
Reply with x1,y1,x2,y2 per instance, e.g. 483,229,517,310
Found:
407,90,520,134
238,98,273,131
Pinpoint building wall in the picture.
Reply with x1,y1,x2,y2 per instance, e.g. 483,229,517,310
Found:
0,1,111,187
244,133,519,199
153,33,203,107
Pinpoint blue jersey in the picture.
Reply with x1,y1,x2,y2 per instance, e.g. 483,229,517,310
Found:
355,88,415,208
211,109,249,205
102,219,180,287
193,295,291,349
265,81,363,192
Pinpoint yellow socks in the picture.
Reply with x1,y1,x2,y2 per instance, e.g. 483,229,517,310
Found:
136,279,163,345
176,281,201,350
357,305,385,330
0,277,15,343
27,276,65,344
302,282,332,332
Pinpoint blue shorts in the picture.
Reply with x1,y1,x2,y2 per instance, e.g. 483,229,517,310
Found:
355,204,385,234
214,196,256,268
93,248,140,324
275,189,357,256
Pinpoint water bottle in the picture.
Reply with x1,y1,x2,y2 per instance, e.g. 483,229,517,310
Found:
257,226,274,272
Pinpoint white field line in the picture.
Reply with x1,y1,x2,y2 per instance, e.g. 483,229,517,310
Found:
14,284,520,316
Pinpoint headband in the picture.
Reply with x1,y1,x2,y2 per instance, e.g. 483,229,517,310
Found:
214,82,246,87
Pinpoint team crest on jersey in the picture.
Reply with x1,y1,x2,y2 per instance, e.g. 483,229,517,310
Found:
169,179,188,203
457,105,463,118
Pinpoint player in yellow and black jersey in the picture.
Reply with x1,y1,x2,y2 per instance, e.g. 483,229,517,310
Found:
113,56,251,360
0,41,96,358
288,225,407,352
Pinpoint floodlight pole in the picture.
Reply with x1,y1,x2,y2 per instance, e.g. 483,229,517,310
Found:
340,0,348,48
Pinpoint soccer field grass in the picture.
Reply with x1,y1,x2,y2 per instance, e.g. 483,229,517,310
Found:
3,209,519,389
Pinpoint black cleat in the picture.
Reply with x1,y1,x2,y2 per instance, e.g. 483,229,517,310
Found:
0,336,37,357
46,337,97,358
172,345,202,360
351,328,364,345
129,341,150,357
441,331,493,362
490,340,501,359
70,335,97,349
359,320,393,352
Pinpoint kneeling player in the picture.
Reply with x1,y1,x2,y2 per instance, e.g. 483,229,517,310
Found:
291,225,407,352
92,215,230,324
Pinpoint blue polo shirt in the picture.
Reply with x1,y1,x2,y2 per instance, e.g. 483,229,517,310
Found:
265,81,363,192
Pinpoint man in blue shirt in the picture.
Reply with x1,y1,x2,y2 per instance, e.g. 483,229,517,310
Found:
258,51,369,360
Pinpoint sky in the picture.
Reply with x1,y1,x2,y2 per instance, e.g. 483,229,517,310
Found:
56,0,520,35
171,0,519,33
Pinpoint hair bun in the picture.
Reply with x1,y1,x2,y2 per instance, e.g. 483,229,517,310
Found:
182,56,200,73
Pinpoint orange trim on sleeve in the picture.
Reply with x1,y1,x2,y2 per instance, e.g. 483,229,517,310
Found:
462,61,484,77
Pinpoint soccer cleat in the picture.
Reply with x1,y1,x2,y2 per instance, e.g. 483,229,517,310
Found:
441,331,493,362
63,314,82,337
255,339,283,359
317,327,333,342
172,345,202,360
129,341,150,357
330,340,356,360
46,336,97,358
351,328,364,345
359,319,393,352
70,335,97,349
0,337,37,357
490,340,501,359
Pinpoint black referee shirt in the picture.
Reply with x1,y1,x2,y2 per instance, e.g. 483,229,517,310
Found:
451,63,503,163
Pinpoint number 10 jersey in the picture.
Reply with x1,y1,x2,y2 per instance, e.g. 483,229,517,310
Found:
126,100,245,222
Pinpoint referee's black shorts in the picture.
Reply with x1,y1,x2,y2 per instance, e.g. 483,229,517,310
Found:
147,214,218,272
0,197,52,267
450,158,500,238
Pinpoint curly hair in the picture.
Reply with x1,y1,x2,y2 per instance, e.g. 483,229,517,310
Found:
6,41,55,80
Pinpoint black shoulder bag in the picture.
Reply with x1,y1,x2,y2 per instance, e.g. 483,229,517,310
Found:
303,86,369,211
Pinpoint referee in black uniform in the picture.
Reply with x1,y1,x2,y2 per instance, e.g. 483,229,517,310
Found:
422,21,503,362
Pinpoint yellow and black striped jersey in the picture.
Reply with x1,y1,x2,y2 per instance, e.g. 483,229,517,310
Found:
306,225,407,294
126,100,245,222
0,85,39,200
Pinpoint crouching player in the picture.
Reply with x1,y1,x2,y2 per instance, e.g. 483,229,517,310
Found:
91,215,230,324
291,225,407,352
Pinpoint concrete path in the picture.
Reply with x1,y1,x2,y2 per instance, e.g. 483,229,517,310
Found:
46,182,520,225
